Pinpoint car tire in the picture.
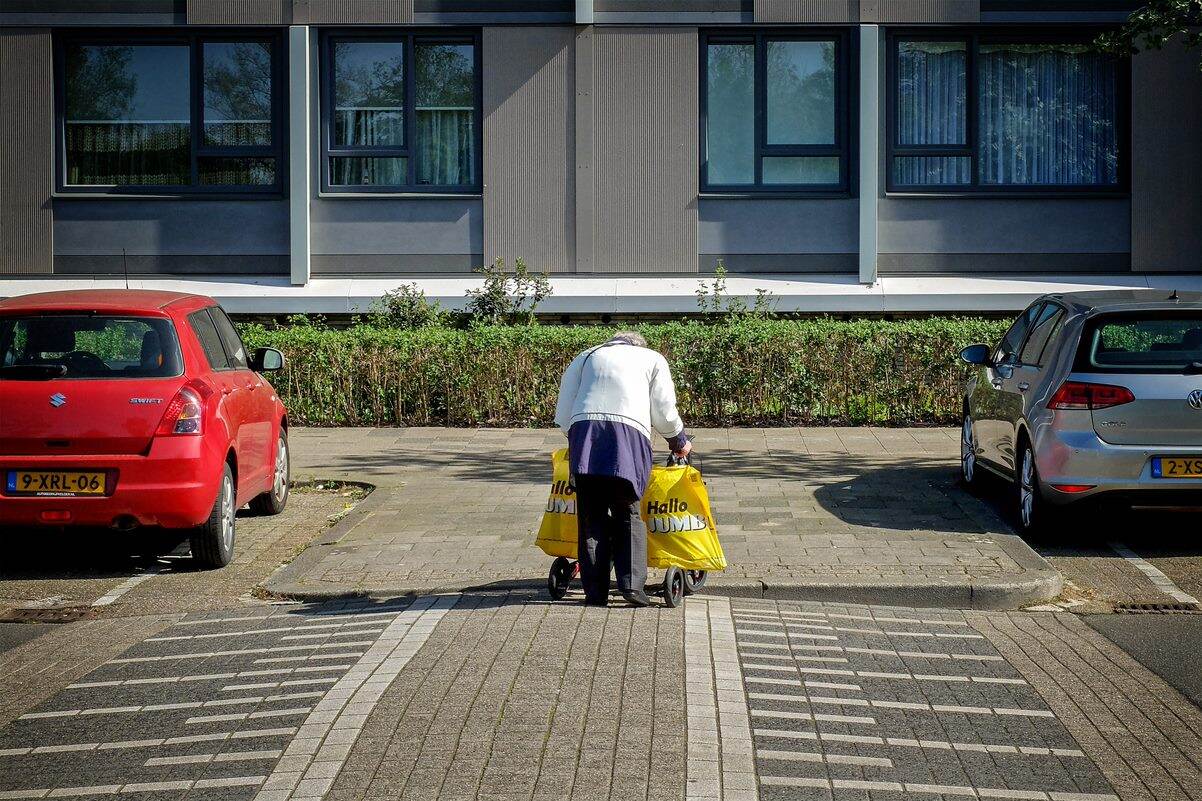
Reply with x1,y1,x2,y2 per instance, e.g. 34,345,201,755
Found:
960,408,980,490
250,430,290,516
1015,440,1056,537
191,464,236,569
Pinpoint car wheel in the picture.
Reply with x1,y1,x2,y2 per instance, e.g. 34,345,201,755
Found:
960,409,980,489
1015,442,1054,537
191,464,236,569
250,430,290,516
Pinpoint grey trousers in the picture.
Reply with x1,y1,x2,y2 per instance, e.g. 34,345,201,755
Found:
574,475,647,604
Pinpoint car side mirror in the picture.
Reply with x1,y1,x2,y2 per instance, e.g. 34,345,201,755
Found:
959,344,992,366
250,347,285,372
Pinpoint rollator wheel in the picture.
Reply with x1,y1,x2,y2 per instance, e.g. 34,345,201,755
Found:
547,557,573,600
662,566,685,608
682,570,708,595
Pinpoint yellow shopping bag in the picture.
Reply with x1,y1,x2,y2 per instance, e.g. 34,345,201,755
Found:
535,448,726,572
534,449,578,559
642,463,726,571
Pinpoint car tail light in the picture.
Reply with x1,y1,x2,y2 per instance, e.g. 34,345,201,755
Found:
1050,484,1096,494
1048,381,1135,410
157,385,205,436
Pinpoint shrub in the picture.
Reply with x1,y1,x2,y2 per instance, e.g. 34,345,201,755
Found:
240,317,1007,428
463,258,552,325
370,283,449,329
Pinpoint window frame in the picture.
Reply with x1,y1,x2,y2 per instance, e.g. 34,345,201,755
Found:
54,29,287,196
886,28,1131,196
320,29,483,195
1017,301,1068,367
188,309,231,372
699,28,855,197
208,305,250,371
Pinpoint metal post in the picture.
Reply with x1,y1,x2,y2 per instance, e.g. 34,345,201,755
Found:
858,24,880,286
288,25,311,287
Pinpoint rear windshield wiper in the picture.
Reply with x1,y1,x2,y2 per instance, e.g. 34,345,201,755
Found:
0,364,68,380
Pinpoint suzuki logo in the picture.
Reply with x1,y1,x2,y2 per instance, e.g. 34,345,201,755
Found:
1190,390,1202,410
49,393,67,408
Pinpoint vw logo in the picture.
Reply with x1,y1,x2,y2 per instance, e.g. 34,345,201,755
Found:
49,393,66,408
1190,390,1202,410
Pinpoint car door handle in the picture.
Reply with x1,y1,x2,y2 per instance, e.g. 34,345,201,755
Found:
1018,382,1030,391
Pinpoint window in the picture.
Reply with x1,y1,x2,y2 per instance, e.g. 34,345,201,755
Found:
701,32,850,192
323,32,480,192
58,33,284,192
1084,314,1202,373
1019,304,1065,366
995,303,1044,364
0,315,182,380
189,310,229,371
209,307,249,370
889,33,1125,192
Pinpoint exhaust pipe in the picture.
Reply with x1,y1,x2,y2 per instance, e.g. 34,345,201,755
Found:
112,515,139,532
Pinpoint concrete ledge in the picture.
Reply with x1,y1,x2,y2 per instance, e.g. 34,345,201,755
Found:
5,273,1202,314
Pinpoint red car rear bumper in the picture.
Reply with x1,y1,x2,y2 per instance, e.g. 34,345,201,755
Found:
0,437,223,529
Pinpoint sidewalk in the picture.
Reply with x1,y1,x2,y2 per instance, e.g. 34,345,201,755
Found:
270,427,1062,609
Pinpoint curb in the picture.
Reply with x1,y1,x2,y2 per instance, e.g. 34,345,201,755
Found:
259,484,391,601
699,531,1063,610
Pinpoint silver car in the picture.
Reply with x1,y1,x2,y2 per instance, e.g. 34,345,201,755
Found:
960,290,1202,534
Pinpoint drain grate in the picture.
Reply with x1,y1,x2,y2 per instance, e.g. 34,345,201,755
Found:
0,606,99,624
1114,602,1202,614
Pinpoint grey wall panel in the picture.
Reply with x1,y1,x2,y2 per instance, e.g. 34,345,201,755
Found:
1131,42,1202,272
311,198,481,262
754,1,858,23
860,0,977,22
302,0,414,23
879,198,1130,256
186,0,290,23
595,0,748,9
879,253,1130,274
55,255,288,274
592,28,698,274
698,198,857,255
311,254,482,274
700,253,857,272
482,27,575,274
53,200,289,270
0,28,53,276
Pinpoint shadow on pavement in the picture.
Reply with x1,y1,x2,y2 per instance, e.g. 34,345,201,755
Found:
0,510,264,582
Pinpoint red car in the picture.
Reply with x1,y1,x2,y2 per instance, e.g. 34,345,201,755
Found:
0,290,289,568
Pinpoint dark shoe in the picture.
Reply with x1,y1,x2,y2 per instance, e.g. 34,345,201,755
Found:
583,596,609,608
620,590,652,608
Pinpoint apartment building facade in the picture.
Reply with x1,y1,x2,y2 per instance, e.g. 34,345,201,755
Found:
1,0,1200,314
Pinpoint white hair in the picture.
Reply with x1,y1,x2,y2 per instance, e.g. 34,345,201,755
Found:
610,330,647,347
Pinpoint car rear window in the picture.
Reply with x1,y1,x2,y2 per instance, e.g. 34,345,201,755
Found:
1083,314,1202,373
0,314,183,380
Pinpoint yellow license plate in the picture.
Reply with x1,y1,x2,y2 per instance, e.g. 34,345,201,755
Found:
1153,458,1202,478
6,470,107,496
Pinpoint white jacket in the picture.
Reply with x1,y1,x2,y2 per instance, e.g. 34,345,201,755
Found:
554,341,685,441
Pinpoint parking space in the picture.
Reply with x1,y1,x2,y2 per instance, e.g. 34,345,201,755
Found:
0,487,363,620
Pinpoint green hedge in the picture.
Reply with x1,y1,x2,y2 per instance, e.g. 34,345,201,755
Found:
240,318,1008,427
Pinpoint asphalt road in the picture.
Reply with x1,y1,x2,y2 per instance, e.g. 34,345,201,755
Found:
1085,614,1202,709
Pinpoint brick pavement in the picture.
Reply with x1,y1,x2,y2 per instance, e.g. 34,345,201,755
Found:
276,427,1061,609
1,595,1200,801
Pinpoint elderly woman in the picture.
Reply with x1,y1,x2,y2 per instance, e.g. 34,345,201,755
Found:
554,331,692,607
